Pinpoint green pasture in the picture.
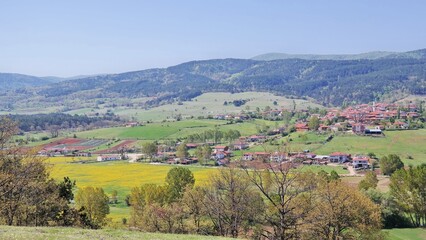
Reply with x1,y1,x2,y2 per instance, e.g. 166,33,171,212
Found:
102,92,323,122
71,119,281,141
384,228,426,240
315,129,426,165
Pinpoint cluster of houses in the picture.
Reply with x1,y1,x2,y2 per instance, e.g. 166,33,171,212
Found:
294,102,422,135
241,151,371,170
38,147,92,157
152,134,268,166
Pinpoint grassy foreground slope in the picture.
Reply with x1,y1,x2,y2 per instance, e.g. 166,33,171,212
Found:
0,226,230,240
0,226,424,240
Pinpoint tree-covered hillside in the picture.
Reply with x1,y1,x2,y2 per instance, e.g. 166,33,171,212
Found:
37,56,426,106
0,73,52,90
1,49,425,108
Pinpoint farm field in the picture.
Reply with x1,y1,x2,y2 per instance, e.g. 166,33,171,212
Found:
315,129,426,165
48,157,218,222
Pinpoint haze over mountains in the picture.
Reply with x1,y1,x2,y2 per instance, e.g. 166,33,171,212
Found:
252,48,426,61
1,49,425,108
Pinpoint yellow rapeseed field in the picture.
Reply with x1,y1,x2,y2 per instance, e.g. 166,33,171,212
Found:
48,157,217,223
48,157,216,195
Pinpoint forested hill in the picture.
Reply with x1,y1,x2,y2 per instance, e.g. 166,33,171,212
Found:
1,49,426,106
37,52,426,106
0,73,52,90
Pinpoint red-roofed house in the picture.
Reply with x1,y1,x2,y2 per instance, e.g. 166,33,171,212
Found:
214,146,229,153
295,123,309,132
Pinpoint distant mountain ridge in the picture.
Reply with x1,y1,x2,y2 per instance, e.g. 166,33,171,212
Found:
252,51,395,61
0,48,425,108
252,48,426,61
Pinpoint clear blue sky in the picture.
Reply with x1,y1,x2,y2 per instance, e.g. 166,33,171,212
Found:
1,0,425,77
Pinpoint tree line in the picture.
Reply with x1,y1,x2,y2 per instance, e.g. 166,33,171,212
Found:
185,129,241,144
9,112,122,133
125,164,384,239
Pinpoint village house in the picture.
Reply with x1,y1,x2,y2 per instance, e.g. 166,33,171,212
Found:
233,141,249,150
318,124,329,132
214,145,229,153
352,123,366,134
242,152,254,161
270,152,287,162
180,158,198,165
352,156,370,169
75,152,92,157
124,122,140,127
255,152,271,161
185,143,198,149
364,126,382,135
329,152,351,163
248,135,266,142
97,154,124,162
295,123,309,132
393,121,409,129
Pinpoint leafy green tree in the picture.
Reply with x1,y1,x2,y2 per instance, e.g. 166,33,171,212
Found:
130,183,168,228
75,186,110,228
195,145,212,165
308,116,320,130
390,164,426,227
358,171,379,190
363,189,412,228
202,145,212,164
195,146,204,161
329,170,340,181
110,190,118,204
0,117,73,227
176,143,188,159
142,142,157,162
380,154,404,175
58,176,76,203
165,167,195,202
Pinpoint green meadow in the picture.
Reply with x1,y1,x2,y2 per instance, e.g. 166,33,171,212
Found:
315,129,426,165
384,228,426,240
113,92,324,122
73,119,279,140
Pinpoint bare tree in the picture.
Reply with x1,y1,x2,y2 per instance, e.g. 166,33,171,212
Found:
203,167,264,238
241,161,316,240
